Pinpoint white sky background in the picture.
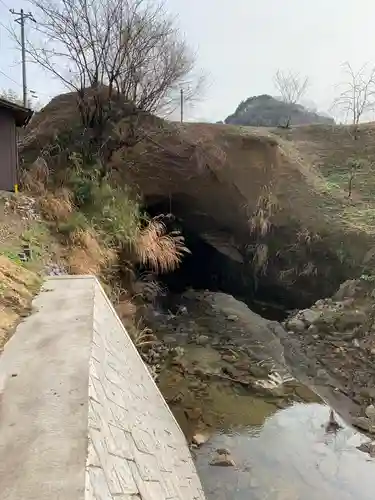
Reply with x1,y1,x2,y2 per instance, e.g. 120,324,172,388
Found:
1,0,375,122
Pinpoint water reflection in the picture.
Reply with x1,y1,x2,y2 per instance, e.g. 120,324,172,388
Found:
195,403,374,500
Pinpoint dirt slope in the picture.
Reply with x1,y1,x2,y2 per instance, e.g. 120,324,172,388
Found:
20,93,375,307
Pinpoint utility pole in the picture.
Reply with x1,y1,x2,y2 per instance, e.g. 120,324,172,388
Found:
10,9,36,108
180,88,184,123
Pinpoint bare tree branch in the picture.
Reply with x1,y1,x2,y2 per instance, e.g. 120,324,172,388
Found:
22,0,203,117
332,62,375,138
273,69,309,127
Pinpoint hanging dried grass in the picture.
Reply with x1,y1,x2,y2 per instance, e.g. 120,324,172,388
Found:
252,243,269,275
135,218,190,274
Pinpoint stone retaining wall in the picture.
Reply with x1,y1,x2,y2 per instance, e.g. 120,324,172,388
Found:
0,275,205,500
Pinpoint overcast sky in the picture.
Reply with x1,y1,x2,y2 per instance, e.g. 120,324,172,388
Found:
1,0,375,122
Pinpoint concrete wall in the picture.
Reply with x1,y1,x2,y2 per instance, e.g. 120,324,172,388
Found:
0,276,205,500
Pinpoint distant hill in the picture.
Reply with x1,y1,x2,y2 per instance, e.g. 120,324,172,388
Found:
224,94,335,127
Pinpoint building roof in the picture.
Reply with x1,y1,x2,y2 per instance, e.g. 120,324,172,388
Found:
0,97,33,127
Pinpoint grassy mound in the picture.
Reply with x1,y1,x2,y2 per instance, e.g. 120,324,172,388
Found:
273,122,375,234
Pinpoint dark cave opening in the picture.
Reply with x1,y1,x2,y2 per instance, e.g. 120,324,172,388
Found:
144,197,293,321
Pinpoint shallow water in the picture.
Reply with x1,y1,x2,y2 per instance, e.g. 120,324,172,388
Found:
195,403,374,500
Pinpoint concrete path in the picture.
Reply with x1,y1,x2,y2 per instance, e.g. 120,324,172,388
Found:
0,275,205,500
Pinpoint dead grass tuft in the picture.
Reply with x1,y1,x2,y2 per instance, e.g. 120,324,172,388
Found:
67,228,116,275
127,319,158,350
39,188,74,222
20,157,50,194
250,188,278,236
136,217,190,274
116,298,137,322
132,272,166,303
252,243,268,275
0,255,41,348
300,261,318,277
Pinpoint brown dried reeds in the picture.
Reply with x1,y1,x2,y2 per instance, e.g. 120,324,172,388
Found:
39,188,74,222
135,217,190,274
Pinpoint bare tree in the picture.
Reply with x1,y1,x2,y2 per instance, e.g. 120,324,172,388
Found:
273,69,309,127
332,62,375,139
22,0,203,123
0,88,42,109
0,88,24,106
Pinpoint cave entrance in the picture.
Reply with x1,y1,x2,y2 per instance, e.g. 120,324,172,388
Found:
143,196,290,321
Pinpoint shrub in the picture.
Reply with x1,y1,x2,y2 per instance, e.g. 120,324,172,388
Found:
39,188,73,222
65,160,141,247
88,182,141,246
57,211,88,238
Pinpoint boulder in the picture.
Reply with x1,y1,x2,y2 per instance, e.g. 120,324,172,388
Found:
333,280,361,301
358,441,375,457
192,433,210,447
352,416,370,432
210,450,235,467
299,309,322,325
286,318,306,332
227,315,238,321
195,335,210,346
335,310,367,331
307,324,318,335
365,404,375,421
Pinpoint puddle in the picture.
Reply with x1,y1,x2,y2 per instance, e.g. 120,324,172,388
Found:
194,403,374,499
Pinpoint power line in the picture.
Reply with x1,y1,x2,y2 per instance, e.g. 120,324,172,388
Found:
0,66,55,101
0,0,11,32
0,67,21,87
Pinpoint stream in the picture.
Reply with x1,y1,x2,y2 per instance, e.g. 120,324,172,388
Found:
194,403,373,500
145,289,375,499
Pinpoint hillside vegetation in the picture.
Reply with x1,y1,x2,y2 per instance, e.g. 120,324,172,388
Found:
224,95,334,127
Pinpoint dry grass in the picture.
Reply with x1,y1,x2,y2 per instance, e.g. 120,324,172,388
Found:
67,228,116,275
252,243,269,275
20,157,50,194
132,272,166,303
116,297,137,322
136,217,190,274
272,122,375,237
39,188,74,222
127,320,158,350
0,255,41,348
249,188,278,237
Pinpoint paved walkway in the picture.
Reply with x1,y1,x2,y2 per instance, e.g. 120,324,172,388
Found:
0,275,205,500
